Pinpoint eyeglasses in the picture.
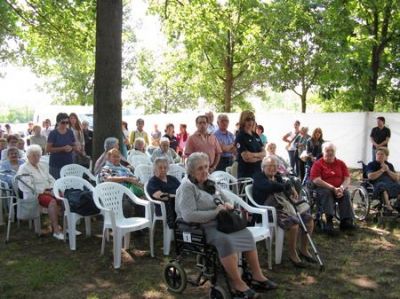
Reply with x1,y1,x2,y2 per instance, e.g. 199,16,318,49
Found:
245,117,255,121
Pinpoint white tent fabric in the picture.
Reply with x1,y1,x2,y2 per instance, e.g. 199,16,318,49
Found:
123,112,400,169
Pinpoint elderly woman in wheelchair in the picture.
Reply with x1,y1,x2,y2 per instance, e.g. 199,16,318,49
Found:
310,142,355,235
174,152,277,298
367,147,400,215
253,156,315,268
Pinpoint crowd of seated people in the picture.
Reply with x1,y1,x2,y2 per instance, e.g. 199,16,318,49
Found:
2,111,400,299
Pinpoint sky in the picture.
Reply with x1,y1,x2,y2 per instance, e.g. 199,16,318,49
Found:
0,0,163,108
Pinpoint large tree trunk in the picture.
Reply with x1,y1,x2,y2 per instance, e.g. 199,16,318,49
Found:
93,0,123,162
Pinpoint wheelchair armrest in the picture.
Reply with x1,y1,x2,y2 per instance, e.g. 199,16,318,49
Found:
175,218,204,234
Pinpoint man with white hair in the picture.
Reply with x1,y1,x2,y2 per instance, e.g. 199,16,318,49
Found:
310,142,355,235
151,137,181,164
214,114,235,171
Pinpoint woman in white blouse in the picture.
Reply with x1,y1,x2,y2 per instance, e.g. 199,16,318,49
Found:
17,144,64,240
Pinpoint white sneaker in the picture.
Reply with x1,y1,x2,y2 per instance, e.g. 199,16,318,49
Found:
53,232,65,240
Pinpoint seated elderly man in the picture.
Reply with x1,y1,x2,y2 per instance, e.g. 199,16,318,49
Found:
151,137,181,164
129,137,147,156
367,147,400,214
310,142,355,234
253,156,315,268
17,145,64,240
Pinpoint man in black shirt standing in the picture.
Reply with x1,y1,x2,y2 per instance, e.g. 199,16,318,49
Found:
370,116,391,161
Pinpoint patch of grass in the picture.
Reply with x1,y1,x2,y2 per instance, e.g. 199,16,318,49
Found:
0,214,399,298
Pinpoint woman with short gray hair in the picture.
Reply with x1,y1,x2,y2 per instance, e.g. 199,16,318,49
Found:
175,152,277,297
147,157,181,228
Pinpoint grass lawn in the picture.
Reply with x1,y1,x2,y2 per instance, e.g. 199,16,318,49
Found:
1,213,399,299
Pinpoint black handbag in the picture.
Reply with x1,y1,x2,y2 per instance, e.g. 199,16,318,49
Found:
215,196,248,234
216,209,248,234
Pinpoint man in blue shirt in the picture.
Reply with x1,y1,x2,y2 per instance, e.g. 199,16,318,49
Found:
214,114,236,171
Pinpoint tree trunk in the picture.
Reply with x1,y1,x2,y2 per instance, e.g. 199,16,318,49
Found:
301,92,307,113
93,0,123,162
365,45,380,111
224,30,233,112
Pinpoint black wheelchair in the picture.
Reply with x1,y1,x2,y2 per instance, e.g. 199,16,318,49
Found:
163,220,253,299
350,161,400,222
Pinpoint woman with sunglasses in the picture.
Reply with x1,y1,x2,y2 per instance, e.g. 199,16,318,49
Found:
46,112,77,179
235,111,265,179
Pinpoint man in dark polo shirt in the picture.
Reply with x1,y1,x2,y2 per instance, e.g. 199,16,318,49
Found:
370,116,391,161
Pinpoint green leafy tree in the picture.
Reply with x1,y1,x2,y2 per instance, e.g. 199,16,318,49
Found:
343,0,400,111
262,0,353,113
149,0,268,112
135,50,198,114
4,0,96,104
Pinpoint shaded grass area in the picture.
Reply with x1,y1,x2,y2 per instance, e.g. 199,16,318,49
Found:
1,216,399,299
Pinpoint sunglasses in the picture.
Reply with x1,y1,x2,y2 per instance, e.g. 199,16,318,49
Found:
60,120,69,125
245,117,255,121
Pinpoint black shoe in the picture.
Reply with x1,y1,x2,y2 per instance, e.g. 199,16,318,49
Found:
324,220,336,236
232,288,259,298
289,257,307,268
299,252,318,264
340,219,356,231
251,279,278,292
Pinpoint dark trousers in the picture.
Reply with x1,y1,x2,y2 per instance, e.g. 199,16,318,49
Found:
288,150,297,175
315,187,354,220
216,156,234,172
297,159,305,182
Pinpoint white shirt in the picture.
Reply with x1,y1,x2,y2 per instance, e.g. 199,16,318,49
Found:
17,161,55,198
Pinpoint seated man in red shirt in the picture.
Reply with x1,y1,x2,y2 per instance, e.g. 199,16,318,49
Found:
310,142,355,234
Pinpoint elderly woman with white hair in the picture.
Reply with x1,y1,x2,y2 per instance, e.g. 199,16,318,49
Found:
253,156,315,268
17,145,64,240
175,152,277,298
151,137,180,164
310,142,355,234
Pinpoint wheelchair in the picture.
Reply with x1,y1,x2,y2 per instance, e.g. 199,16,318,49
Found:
163,219,253,299
350,161,400,222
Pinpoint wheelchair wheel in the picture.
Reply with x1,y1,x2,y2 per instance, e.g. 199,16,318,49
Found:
163,261,187,293
209,285,230,299
351,187,369,221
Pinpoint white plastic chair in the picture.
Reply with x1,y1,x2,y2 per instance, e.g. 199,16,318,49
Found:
0,179,13,225
167,164,186,182
134,164,154,184
245,184,284,265
221,189,273,269
128,155,152,168
60,164,97,183
93,182,154,269
53,177,97,250
6,174,41,242
209,171,252,200
144,182,173,256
